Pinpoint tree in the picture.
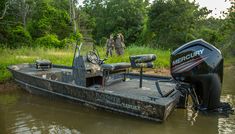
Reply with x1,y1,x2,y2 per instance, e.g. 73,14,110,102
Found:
82,0,147,45
221,0,235,56
18,0,32,29
148,0,210,49
28,0,72,39
0,0,11,20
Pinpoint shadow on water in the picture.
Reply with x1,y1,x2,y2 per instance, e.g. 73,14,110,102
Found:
0,66,235,134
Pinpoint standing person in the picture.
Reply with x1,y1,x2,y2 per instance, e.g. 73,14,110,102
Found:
115,33,125,56
105,34,115,57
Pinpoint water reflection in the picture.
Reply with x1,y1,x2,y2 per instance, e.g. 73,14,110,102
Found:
222,66,235,95
218,66,235,134
0,67,234,134
186,107,199,126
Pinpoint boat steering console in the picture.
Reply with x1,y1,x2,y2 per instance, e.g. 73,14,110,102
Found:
87,50,106,65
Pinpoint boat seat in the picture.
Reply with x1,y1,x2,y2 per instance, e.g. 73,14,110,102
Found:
101,62,131,71
35,59,52,70
129,54,156,68
101,62,131,87
129,54,157,88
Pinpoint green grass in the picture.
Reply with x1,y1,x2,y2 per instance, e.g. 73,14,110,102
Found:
0,47,74,82
1,46,234,82
98,45,170,68
0,46,169,82
224,57,235,66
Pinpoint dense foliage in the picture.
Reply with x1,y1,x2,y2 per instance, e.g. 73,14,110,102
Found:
148,0,209,48
0,0,234,56
0,0,78,48
82,0,148,44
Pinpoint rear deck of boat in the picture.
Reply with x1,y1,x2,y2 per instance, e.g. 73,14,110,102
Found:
105,78,177,103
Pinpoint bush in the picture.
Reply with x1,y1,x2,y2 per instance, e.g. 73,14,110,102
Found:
0,27,10,45
9,26,32,48
69,31,83,41
35,34,62,48
58,31,83,48
199,28,221,46
99,37,107,46
60,38,76,48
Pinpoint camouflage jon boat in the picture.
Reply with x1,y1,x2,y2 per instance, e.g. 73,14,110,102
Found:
8,39,232,122
8,63,181,122
8,41,181,122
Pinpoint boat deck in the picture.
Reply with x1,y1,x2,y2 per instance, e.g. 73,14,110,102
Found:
11,64,177,104
105,78,176,103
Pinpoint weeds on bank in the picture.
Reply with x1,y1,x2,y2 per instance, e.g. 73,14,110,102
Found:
0,46,170,81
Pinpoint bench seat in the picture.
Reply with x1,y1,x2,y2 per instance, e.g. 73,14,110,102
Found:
101,62,131,71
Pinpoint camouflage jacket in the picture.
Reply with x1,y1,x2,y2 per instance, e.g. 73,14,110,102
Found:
115,37,125,48
106,39,115,48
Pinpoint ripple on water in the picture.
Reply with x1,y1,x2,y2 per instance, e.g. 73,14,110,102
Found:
218,115,235,134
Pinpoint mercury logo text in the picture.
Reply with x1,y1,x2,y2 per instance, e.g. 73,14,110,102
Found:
172,49,204,66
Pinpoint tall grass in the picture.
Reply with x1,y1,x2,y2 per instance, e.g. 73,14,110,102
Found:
99,46,170,68
224,57,235,66
0,46,170,82
0,47,74,81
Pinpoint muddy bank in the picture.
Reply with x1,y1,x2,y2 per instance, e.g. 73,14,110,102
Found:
0,80,20,93
131,68,170,76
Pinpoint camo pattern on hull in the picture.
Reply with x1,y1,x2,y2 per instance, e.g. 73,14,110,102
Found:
8,65,180,122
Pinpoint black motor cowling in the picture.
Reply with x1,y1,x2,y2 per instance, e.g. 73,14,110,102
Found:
171,39,224,110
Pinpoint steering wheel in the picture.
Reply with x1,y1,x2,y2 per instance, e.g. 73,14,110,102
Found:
87,50,99,64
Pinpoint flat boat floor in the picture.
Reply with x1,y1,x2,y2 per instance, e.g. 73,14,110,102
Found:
15,65,177,103
105,79,176,103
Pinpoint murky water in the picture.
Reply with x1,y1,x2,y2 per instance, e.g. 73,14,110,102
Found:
0,67,235,134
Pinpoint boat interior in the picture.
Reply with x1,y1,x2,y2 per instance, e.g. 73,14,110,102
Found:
13,63,177,103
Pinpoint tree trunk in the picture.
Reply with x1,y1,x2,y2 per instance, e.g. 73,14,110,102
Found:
0,1,9,20
72,0,77,33
21,0,29,29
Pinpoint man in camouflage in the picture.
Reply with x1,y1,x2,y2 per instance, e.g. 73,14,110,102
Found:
105,34,115,57
115,33,125,56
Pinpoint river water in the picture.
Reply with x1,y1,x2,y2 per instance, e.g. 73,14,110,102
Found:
0,67,234,134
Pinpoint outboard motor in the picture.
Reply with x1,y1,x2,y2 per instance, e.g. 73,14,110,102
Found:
171,39,232,113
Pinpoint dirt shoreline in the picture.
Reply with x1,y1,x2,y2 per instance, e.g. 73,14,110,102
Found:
0,80,20,92
132,68,170,76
